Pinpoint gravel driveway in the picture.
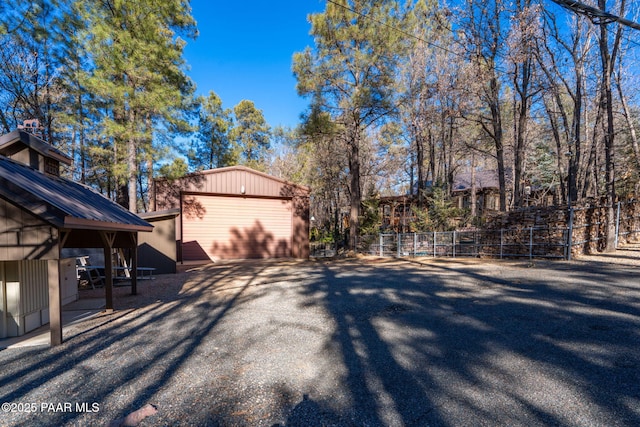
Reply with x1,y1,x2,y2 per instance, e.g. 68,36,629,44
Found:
1,251,639,426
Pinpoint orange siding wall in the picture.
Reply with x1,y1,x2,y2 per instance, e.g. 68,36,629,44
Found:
182,196,293,260
154,166,309,260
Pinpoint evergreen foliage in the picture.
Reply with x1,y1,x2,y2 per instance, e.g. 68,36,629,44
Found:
229,100,271,170
1,0,639,238
293,0,407,249
189,91,233,170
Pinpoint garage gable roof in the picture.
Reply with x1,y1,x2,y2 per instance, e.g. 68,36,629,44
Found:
0,155,152,232
157,165,310,195
198,165,311,193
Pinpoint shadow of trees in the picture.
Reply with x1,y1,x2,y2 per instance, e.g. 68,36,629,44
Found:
210,220,290,259
0,257,638,426
0,262,268,426
292,258,640,426
280,183,310,259
153,172,206,213
272,394,341,427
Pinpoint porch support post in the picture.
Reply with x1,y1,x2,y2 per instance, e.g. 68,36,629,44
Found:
100,231,116,312
131,233,138,296
48,259,62,346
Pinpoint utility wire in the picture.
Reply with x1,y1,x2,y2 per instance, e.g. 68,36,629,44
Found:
323,0,516,75
552,0,640,31
325,0,459,57
321,0,639,77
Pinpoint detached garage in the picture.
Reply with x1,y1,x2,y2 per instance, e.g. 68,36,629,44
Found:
153,166,310,261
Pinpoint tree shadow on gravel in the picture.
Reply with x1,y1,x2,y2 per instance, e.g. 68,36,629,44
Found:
0,262,269,426
0,258,639,426
271,394,341,427
288,258,640,426
311,262,442,426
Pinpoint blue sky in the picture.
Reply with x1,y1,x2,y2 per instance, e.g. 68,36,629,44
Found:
183,1,325,129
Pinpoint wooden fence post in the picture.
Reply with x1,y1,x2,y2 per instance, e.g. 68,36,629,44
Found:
529,227,533,261
615,201,621,248
567,207,574,261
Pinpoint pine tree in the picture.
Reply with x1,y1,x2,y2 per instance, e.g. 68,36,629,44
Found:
229,100,271,170
293,0,406,249
0,0,70,142
190,91,233,170
79,0,197,211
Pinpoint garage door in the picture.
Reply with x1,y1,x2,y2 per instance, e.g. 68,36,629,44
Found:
182,195,292,260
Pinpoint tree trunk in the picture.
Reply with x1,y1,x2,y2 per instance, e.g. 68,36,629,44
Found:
446,114,455,194
569,69,583,204
471,152,477,218
144,115,154,212
582,102,602,199
413,120,425,206
128,108,138,213
598,16,616,252
489,75,507,211
78,92,87,184
347,124,361,251
513,60,531,208
544,98,567,202
115,133,128,208
428,128,436,186
615,71,640,171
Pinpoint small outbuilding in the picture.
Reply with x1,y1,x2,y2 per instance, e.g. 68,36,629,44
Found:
0,130,152,345
152,166,310,262
137,209,180,274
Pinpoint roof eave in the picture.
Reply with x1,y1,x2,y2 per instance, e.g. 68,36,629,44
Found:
138,208,181,220
63,216,154,233
0,130,72,165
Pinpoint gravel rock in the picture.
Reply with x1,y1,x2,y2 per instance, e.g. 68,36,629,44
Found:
1,251,639,426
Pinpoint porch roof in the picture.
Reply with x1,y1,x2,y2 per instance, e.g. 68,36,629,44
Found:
0,155,152,233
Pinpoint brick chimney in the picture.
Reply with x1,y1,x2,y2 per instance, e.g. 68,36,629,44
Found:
17,119,44,139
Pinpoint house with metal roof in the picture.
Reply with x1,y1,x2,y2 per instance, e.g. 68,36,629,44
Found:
0,129,152,346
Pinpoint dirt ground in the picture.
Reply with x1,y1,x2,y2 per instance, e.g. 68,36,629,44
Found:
0,247,639,426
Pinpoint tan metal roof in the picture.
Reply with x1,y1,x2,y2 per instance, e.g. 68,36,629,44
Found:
0,155,152,232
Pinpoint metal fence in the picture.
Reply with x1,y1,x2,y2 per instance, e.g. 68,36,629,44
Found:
357,227,569,260
615,200,640,246
310,200,640,260
309,242,338,258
